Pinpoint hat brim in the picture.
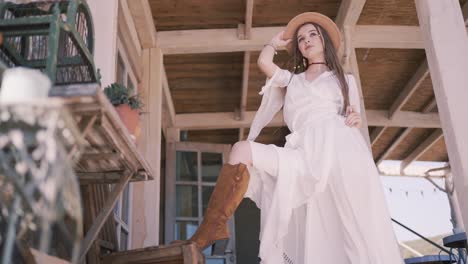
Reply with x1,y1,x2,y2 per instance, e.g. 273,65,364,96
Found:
283,12,341,54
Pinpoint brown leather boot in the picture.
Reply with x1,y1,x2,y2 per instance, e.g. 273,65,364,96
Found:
189,163,250,254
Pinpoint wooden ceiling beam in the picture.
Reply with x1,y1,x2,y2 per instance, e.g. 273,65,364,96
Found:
119,0,142,57
162,66,176,128
376,128,413,165
117,0,143,81
335,0,367,29
400,128,444,173
367,110,439,128
239,51,251,141
156,26,430,54
174,110,441,130
370,127,386,146
353,25,425,49
126,0,158,48
388,59,429,119
422,97,437,113
245,0,254,39
238,0,254,141
335,0,367,69
375,94,438,164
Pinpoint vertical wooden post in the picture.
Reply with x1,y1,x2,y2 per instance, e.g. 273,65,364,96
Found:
349,47,371,148
144,48,163,246
164,128,180,244
415,0,468,230
131,48,150,248
131,48,163,248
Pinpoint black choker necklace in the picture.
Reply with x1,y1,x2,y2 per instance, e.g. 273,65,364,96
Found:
309,62,327,65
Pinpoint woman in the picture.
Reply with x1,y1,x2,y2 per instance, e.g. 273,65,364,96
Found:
183,12,403,263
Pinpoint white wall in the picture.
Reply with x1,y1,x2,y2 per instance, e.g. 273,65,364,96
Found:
87,0,118,88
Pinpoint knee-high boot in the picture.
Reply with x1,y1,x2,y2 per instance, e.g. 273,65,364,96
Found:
187,163,250,253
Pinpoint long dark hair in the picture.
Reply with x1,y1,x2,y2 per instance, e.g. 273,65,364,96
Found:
285,22,350,116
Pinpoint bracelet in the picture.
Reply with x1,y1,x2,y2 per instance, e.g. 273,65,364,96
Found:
264,43,278,54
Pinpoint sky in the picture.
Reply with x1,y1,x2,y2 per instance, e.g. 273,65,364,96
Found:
378,160,454,242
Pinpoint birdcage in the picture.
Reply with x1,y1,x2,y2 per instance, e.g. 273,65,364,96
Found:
0,100,84,264
0,0,98,86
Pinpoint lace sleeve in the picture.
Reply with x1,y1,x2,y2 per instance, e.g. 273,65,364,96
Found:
247,67,289,141
259,67,292,95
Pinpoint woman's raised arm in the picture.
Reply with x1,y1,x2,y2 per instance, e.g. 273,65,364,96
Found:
257,31,292,78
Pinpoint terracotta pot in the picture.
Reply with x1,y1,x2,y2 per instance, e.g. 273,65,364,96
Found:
115,104,140,139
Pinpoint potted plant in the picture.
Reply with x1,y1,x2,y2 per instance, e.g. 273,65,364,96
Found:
104,83,143,138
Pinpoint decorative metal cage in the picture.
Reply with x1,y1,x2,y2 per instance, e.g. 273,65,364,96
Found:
0,0,98,85
0,101,84,264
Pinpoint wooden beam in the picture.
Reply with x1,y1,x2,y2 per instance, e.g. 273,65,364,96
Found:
389,59,429,119
119,0,142,57
126,0,157,48
416,0,468,230
376,128,413,165
370,127,386,146
117,0,143,81
245,0,254,39
149,49,164,160
146,48,163,171
239,128,245,141
400,129,443,173
422,97,437,113
376,91,437,163
335,0,367,28
239,51,251,140
353,25,425,49
174,110,441,130
163,66,176,127
138,49,151,155
349,48,371,147
77,171,125,184
157,27,277,54
239,0,254,141
80,153,121,161
366,110,440,128
166,128,180,143
145,47,163,243
156,26,428,54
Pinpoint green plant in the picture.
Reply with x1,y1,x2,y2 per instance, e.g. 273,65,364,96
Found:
104,83,143,110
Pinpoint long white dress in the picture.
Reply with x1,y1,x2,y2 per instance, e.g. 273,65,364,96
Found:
244,68,403,264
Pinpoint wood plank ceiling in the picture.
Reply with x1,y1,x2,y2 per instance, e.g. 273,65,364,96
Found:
149,0,467,168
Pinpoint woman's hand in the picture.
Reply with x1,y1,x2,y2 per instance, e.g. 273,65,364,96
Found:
345,105,362,128
270,31,292,49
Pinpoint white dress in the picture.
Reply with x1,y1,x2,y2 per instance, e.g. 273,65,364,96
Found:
244,68,403,264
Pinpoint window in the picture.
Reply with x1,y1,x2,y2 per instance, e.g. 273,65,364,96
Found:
166,142,236,263
115,41,137,95
111,38,137,251
113,184,131,250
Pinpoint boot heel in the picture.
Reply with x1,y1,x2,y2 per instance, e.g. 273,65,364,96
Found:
211,238,229,256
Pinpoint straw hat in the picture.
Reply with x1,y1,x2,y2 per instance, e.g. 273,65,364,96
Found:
283,12,341,53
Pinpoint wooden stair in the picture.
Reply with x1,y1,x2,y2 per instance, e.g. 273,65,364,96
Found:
101,242,205,264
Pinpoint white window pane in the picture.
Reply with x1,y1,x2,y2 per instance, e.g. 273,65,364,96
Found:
119,229,128,251
121,185,130,224
176,185,198,217
175,221,198,240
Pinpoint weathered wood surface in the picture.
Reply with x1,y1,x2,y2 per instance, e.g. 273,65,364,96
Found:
101,242,205,264
56,88,153,184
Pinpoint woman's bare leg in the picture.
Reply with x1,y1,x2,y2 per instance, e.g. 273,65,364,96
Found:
228,140,253,166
